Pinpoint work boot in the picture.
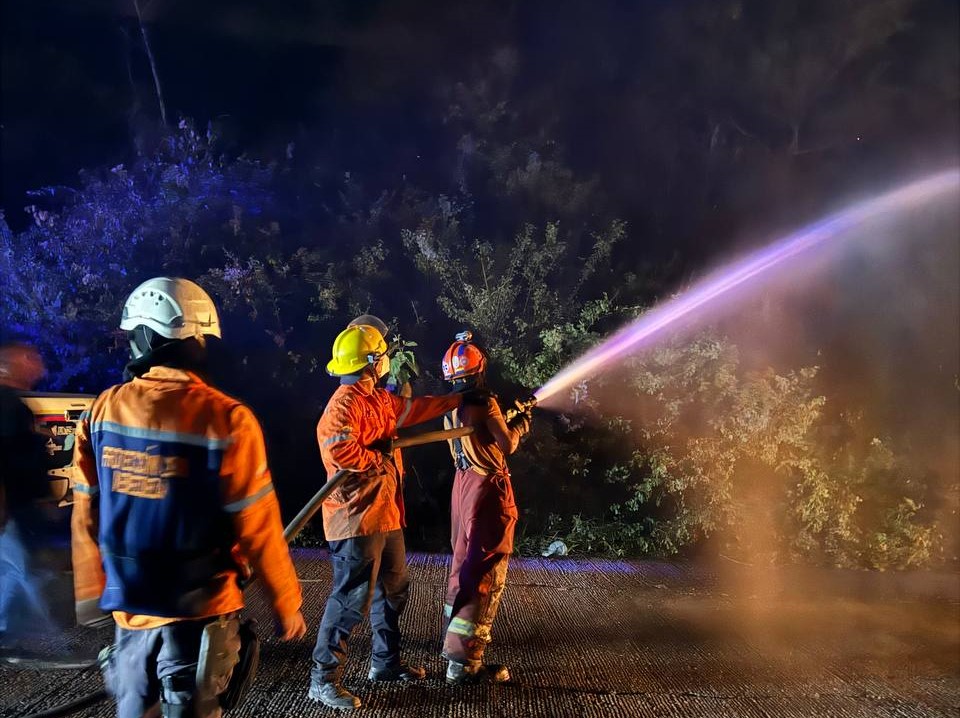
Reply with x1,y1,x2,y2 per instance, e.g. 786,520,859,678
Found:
445,659,510,685
308,681,362,709
368,661,427,682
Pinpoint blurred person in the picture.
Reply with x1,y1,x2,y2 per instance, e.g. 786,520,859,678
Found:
71,277,306,718
440,332,530,684
0,342,54,649
309,324,461,709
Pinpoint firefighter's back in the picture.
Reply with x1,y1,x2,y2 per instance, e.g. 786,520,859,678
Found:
88,366,243,618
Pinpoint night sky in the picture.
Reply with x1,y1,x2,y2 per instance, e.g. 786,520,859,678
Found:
3,1,527,220
5,0,956,241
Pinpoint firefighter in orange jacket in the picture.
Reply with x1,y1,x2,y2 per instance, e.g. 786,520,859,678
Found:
71,277,305,718
309,324,461,710
440,332,530,684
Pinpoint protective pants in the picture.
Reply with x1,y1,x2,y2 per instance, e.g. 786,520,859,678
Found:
311,529,410,684
107,616,239,718
443,469,517,664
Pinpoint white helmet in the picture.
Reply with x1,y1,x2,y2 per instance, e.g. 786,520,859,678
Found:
120,277,221,341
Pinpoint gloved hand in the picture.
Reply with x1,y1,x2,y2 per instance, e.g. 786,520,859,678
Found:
508,411,531,437
368,437,395,458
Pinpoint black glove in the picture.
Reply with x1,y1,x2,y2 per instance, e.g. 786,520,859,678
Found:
461,388,493,407
368,437,395,458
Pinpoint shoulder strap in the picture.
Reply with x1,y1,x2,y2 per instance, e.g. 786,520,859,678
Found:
447,409,473,470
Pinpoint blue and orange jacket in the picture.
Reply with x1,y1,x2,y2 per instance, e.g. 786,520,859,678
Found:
71,366,302,629
316,374,461,541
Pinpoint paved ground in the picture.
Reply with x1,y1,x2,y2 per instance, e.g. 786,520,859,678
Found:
3,550,959,718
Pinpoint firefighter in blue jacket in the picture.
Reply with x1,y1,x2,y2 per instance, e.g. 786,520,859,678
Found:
72,277,305,718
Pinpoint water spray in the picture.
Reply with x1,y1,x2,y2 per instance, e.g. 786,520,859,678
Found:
535,169,960,407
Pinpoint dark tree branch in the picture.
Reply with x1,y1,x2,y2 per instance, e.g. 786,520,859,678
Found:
132,0,167,126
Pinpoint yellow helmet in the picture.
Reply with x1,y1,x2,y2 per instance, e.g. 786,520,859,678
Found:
326,325,388,376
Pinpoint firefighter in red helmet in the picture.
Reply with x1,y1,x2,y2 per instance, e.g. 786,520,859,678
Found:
440,331,530,684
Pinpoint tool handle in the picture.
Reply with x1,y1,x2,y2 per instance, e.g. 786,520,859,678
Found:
394,425,472,450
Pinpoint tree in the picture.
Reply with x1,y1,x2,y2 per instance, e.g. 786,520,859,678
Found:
404,218,626,389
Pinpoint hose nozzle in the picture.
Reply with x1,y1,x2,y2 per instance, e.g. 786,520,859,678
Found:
505,394,538,422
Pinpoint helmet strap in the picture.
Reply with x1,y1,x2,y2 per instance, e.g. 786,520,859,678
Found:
124,332,209,381
129,326,160,360
452,374,485,391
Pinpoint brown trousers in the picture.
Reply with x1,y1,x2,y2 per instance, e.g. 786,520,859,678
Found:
443,468,518,664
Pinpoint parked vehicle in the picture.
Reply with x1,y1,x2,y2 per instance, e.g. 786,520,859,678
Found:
19,392,95,504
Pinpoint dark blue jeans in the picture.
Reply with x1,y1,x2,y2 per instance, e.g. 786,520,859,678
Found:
311,529,410,683
108,618,226,718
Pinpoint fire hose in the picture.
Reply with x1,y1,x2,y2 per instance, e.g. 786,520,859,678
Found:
18,423,485,718
281,395,535,545
280,425,475,547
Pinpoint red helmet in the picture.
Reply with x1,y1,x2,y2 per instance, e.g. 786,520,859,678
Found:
442,331,487,381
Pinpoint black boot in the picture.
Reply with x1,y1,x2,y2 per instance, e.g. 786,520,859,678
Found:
308,681,362,709
368,661,426,682
445,659,510,685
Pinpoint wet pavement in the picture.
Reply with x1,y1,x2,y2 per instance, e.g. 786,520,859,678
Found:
3,550,958,717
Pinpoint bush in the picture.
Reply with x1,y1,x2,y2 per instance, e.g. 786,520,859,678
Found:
1,119,949,570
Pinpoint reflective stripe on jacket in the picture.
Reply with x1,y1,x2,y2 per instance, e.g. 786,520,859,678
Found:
71,367,302,626
316,374,460,541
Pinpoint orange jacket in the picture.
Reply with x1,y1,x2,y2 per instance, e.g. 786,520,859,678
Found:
71,367,302,629
317,374,461,540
